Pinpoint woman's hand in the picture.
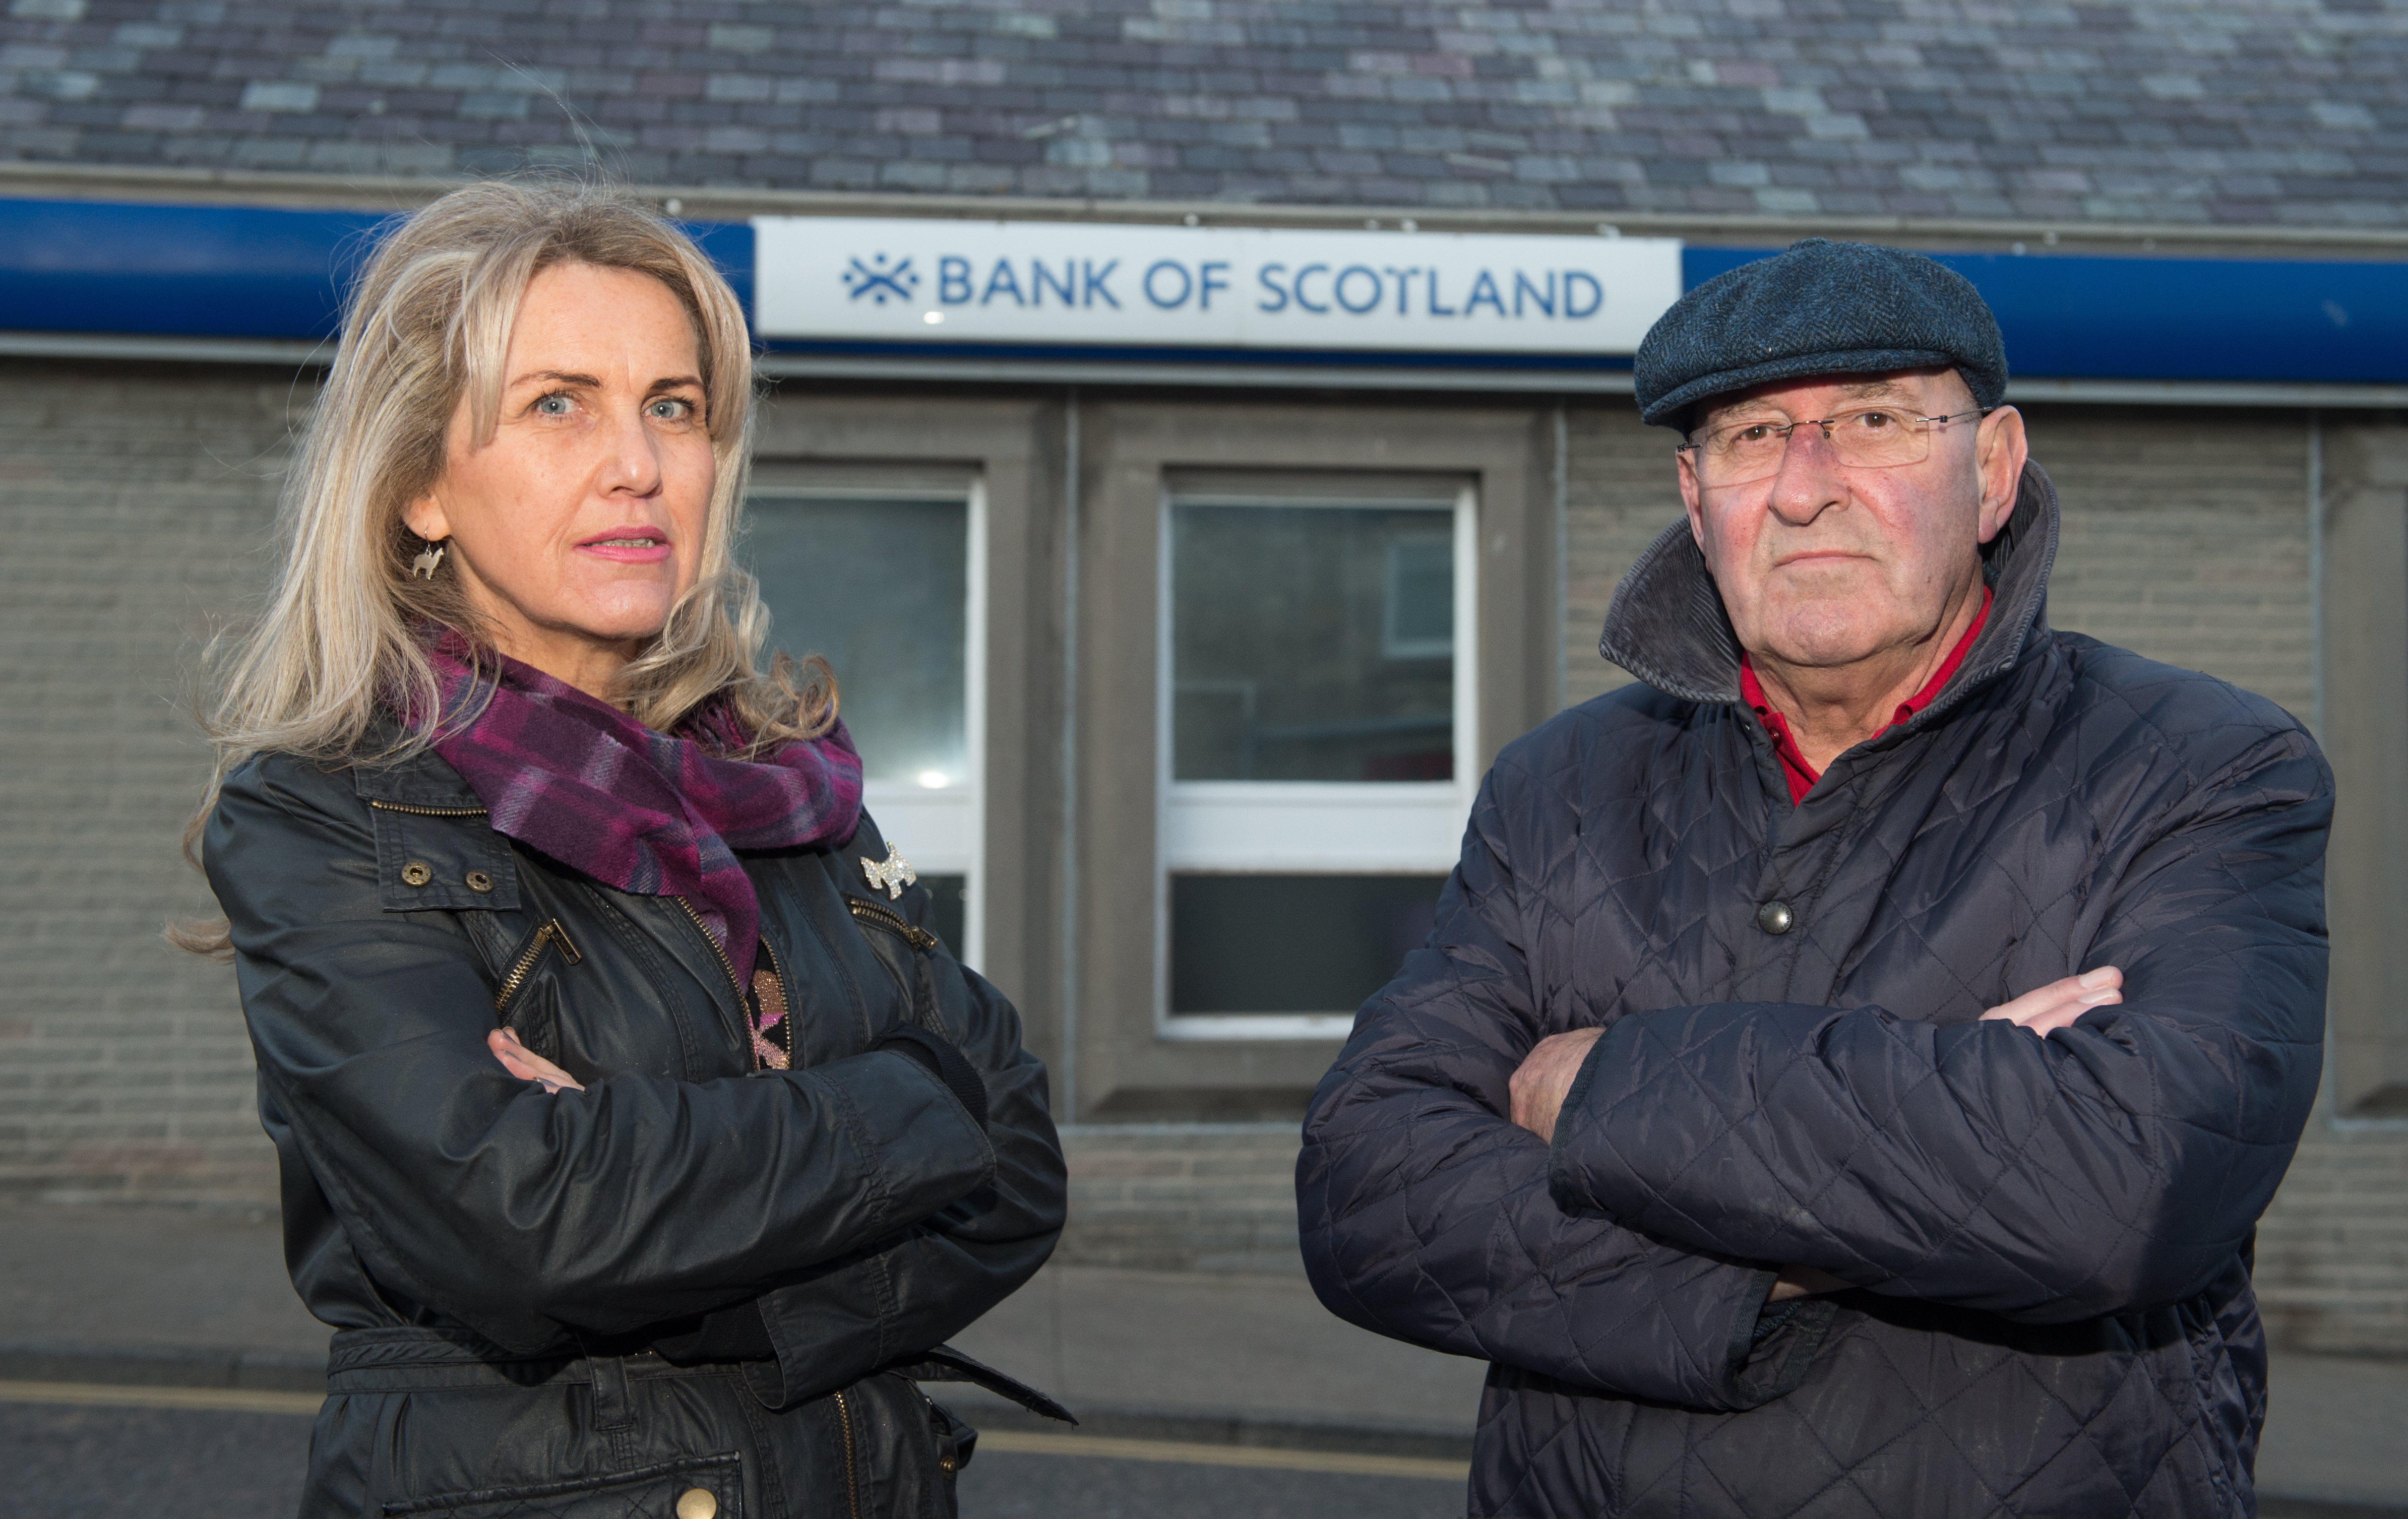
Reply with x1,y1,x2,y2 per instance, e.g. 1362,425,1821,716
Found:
1980,966,2123,1037
487,1028,585,1093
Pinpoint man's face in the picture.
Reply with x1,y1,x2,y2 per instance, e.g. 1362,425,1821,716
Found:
1676,367,2022,673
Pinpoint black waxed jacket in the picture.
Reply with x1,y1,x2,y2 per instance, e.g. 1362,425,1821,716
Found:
207,733,1068,1519
1299,464,2330,1518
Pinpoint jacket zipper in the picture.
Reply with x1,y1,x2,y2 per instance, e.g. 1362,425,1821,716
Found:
493,919,580,1013
365,799,488,816
754,931,795,1071
831,1386,862,1519
674,895,748,1007
848,898,938,952
675,895,788,1068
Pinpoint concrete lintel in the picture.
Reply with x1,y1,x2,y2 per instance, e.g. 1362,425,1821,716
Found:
0,331,331,367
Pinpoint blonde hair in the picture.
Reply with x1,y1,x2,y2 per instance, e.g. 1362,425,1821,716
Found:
174,179,833,954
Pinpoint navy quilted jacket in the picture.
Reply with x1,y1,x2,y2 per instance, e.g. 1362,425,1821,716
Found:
1299,464,2330,1518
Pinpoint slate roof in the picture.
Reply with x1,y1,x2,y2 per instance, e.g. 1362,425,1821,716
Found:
3,0,2406,229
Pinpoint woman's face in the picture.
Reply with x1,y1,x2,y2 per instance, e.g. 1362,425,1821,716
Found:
404,261,716,699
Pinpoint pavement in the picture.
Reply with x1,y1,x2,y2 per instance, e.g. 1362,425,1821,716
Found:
2,1202,2403,1515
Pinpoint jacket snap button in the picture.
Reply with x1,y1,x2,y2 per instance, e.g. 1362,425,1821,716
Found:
1757,900,1795,935
674,1489,717,1519
464,870,493,894
400,861,433,888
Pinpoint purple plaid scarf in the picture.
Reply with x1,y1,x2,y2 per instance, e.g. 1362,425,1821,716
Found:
420,640,863,1001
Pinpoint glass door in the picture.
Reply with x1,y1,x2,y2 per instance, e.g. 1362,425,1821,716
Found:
746,471,986,965
1157,476,1477,1038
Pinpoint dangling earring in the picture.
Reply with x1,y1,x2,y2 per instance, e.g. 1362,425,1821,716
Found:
410,540,447,580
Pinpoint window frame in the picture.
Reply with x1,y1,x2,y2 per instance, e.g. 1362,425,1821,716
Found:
1152,481,1480,1040
1066,398,1557,1123
2319,420,2408,1117
743,470,992,971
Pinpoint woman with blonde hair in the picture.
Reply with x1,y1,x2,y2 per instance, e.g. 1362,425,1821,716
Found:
183,179,1068,1517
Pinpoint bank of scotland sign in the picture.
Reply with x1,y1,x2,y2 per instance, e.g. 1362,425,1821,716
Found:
755,217,1682,355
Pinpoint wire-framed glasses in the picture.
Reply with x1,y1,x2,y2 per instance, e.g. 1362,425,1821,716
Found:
1677,407,1990,485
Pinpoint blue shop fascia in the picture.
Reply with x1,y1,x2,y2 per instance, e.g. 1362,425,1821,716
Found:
5,194,2404,397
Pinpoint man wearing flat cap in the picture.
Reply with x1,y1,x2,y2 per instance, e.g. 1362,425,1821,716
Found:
1300,239,2329,1516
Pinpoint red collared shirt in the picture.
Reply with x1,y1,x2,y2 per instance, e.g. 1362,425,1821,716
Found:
1739,587,1994,805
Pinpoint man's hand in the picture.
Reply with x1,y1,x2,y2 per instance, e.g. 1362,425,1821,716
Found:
1509,1027,1603,1143
1513,974,2121,1284
1768,1265,1849,1301
1518,1035,1853,1303
1760,972,2122,1302
1980,966,2122,1037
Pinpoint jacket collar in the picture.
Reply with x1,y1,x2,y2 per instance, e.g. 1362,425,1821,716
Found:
348,730,486,811
1596,460,2061,722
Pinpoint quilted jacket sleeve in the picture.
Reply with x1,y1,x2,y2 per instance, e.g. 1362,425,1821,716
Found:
211,754,1002,1355
1299,766,1835,1412
1549,726,2331,1323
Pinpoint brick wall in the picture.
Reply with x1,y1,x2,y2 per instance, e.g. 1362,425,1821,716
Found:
2258,1114,2408,1353
1561,403,1687,709
2032,406,2316,721
0,360,292,1204
1056,1125,1306,1275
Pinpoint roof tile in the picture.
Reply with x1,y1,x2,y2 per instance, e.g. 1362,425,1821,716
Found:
1,0,2402,227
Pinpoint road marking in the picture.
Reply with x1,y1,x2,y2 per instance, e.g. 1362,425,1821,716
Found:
976,1430,1467,1481
0,1381,1470,1483
0,1380,321,1416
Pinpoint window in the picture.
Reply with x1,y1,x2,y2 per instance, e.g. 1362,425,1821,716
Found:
1382,534,1455,662
1157,476,1476,1038
746,470,987,964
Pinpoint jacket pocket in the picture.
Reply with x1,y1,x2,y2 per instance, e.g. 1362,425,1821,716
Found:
368,799,518,913
380,1453,741,1518
846,897,945,1036
494,918,582,1016
925,1393,974,1517
832,1372,965,1519
492,917,581,1065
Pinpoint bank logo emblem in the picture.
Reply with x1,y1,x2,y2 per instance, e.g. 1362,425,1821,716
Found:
842,252,919,304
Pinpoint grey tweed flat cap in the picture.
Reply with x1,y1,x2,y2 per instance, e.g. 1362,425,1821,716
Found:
1634,238,2007,428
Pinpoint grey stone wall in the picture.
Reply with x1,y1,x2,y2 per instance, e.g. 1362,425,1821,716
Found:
1561,401,1685,709
2258,1116,2408,1354
0,360,294,1204
2037,406,2316,721
1055,1126,1307,1276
